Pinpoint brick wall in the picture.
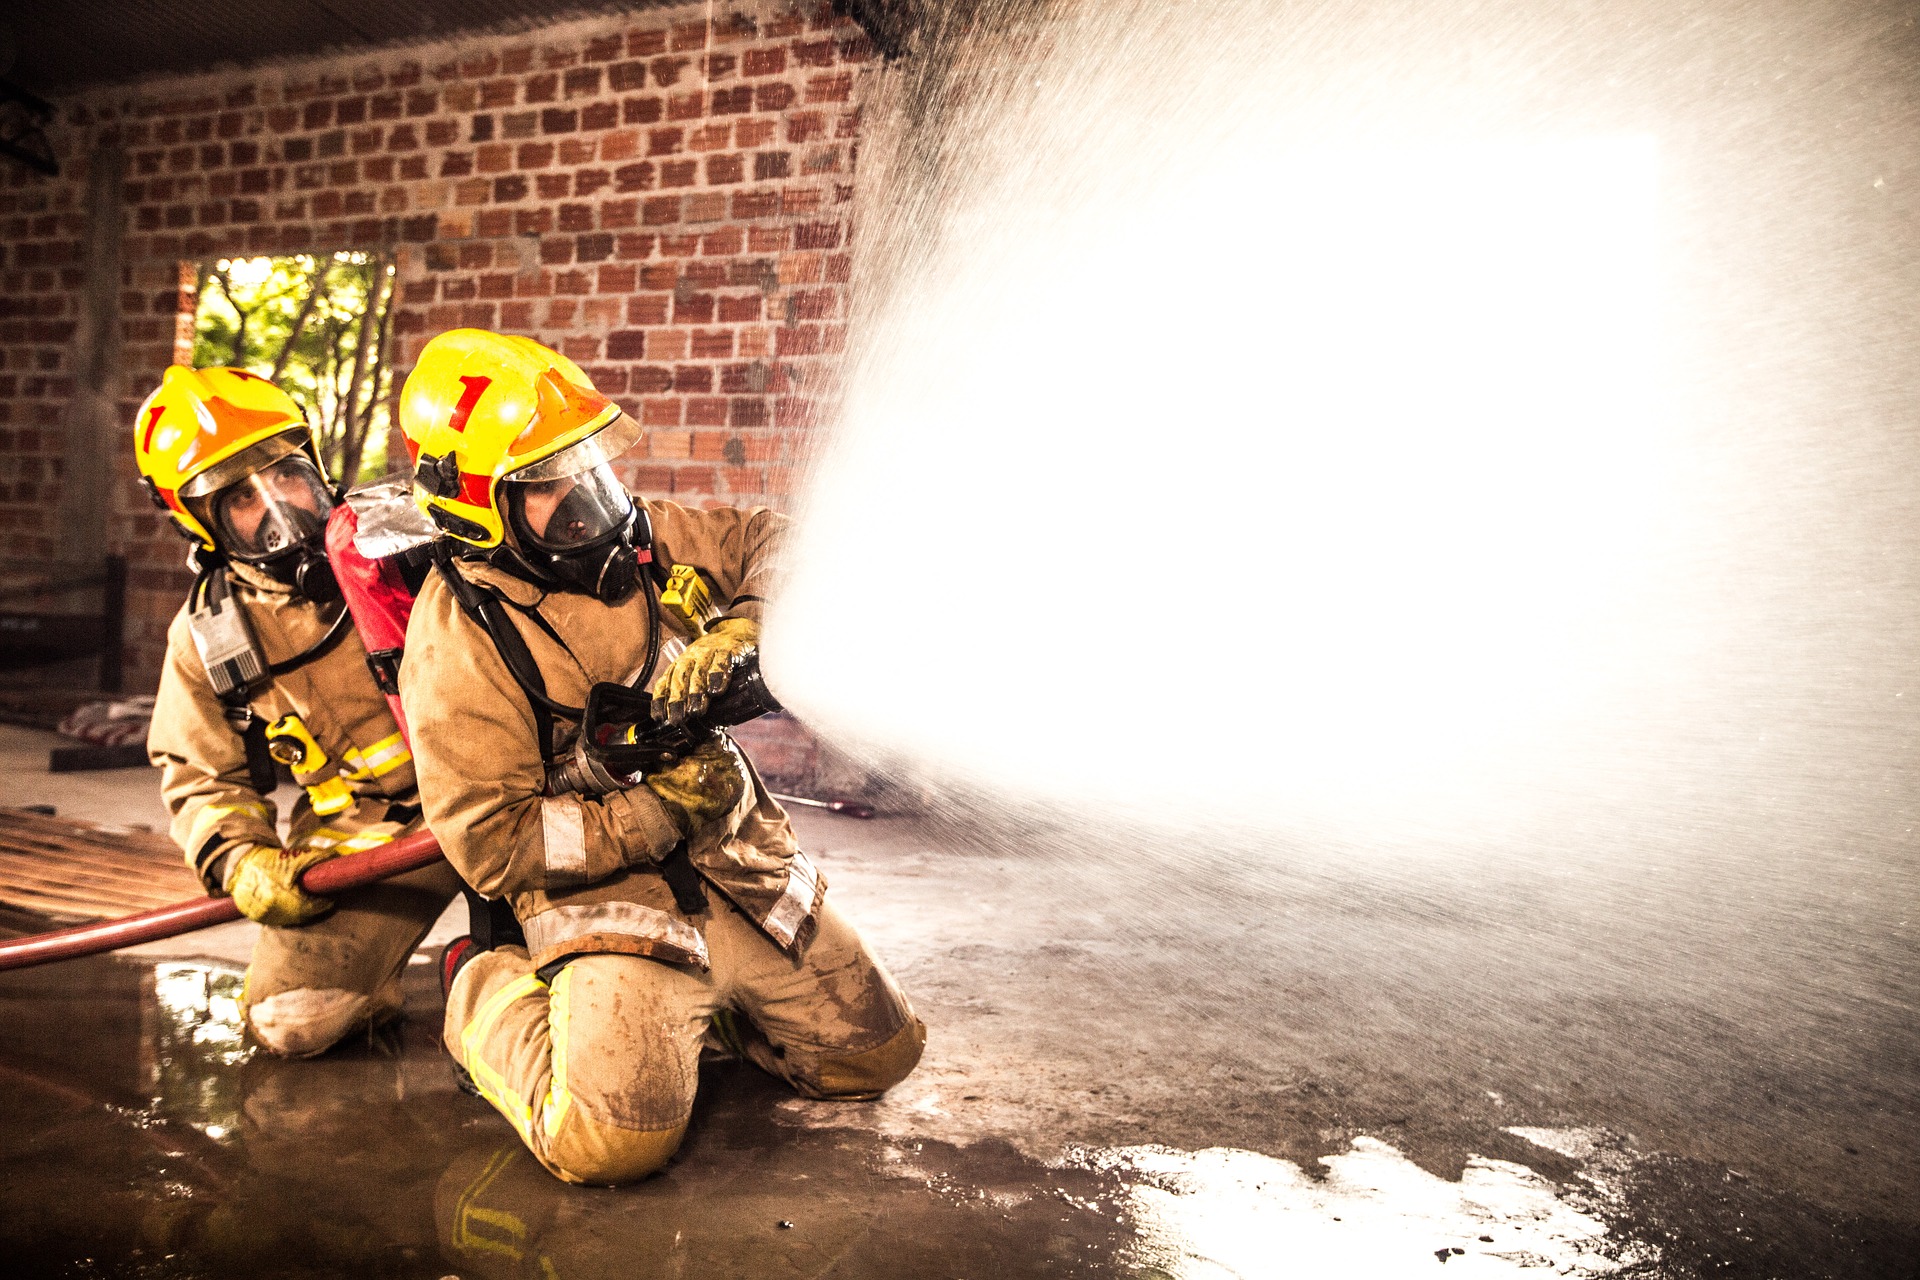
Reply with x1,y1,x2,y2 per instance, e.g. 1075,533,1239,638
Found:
0,0,874,688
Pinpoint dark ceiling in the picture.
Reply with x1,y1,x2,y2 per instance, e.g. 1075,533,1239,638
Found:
0,0,682,96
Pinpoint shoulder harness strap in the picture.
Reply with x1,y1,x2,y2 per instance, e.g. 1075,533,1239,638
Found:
430,543,581,764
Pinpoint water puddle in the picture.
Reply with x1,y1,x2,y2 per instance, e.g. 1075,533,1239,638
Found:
7,956,1905,1278
1071,1135,1658,1278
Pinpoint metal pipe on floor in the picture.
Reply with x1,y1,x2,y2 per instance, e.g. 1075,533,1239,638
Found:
0,831,444,972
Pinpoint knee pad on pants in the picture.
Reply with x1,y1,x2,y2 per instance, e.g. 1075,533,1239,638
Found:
247,986,383,1058
801,1017,927,1100
542,1118,688,1187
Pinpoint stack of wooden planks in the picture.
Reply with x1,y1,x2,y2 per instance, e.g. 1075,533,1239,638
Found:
0,807,199,922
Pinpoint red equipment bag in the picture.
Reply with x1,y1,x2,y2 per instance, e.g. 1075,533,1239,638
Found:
324,482,436,743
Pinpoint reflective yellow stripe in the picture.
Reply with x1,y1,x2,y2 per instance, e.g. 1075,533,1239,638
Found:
460,972,547,1145
339,747,371,782
542,965,575,1137
358,731,412,777
451,1147,526,1261
296,828,394,854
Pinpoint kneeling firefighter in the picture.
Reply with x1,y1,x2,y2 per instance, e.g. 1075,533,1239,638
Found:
140,366,463,1057
398,329,924,1186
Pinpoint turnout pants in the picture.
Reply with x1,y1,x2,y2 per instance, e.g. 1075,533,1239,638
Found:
243,858,465,1058
444,893,926,1186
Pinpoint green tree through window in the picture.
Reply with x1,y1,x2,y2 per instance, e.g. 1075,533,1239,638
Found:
192,251,397,487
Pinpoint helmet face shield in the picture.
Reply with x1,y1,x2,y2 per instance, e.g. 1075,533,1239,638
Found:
507,413,642,483
503,463,634,553
194,455,335,561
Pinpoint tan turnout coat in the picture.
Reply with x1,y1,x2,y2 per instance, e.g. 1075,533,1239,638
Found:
148,561,424,890
400,499,823,971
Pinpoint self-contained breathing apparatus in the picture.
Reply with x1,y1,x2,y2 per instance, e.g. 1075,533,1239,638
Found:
340,477,781,921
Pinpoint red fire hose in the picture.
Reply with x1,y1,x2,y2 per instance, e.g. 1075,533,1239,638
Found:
0,831,445,973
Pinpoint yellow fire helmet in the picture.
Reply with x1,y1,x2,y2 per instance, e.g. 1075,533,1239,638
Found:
133,365,317,552
398,329,638,550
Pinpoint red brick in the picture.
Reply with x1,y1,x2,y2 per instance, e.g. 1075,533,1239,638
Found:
736,119,776,148
793,221,841,250
694,331,736,359
717,293,761,322
632,366,674,393
652,56,693,87
661,160,697,188
707,155,744,185
525,73,559,104
586,34,624,62
616,233,656,259
564,67,603,98
755,83,796,112
627,295,668,325
743,48,786,77
776,325,821,355
732,190,779,219
614,162,656,192
806,74,852,104
642,196,682,226
687,397,727,425
628,29,668,57
674,293,715,324
607,330,647,359
601,198,639,228
582,102,619,131
536,173,571,199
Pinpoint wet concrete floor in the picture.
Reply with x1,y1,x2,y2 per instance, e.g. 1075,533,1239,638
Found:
0,728,1915,1278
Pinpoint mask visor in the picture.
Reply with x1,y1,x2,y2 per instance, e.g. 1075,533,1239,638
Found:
199,456,335,560
504,463,635,553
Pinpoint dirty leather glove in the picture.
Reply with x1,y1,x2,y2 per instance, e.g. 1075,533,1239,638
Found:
223,843,340,927
643,735,750,837
652,617,761,724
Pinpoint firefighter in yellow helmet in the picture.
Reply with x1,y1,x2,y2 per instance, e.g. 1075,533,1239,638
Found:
139,365,462,1057
398,329,923,1185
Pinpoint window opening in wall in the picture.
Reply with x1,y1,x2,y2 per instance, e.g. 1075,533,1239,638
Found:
191,251,398,486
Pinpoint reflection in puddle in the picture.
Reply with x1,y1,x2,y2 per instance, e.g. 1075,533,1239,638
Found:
4,958,1691,1279
1072,1133,1659,1278
144,962,250,1143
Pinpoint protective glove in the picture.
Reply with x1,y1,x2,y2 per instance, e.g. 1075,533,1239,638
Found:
652,617,760,725
643,735,751,837
223,843,341,927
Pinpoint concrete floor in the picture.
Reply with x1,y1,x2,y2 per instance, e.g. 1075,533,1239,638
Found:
0,723,1914,1278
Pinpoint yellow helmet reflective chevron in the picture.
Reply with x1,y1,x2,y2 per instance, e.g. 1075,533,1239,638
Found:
133,366,311,550
399,330,627,548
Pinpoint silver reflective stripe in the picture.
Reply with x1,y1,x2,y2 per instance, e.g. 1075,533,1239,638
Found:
522,901,709,965
539,796,589,887
761,851,820,948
